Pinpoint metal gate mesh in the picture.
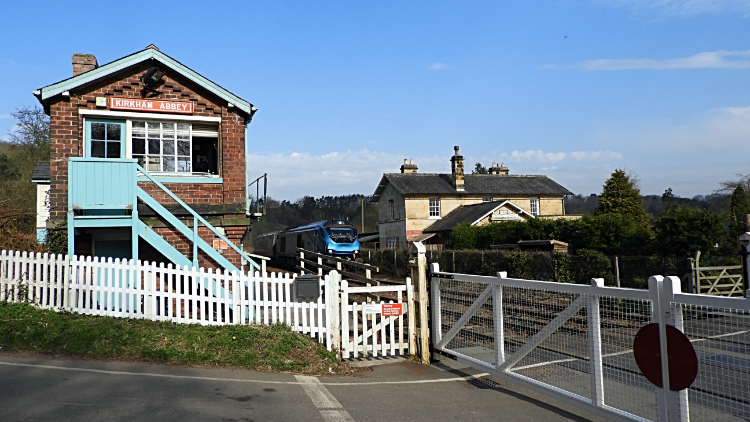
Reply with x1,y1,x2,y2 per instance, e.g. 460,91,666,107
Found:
678,304,750,421
597,296,657,421
439,279,661,421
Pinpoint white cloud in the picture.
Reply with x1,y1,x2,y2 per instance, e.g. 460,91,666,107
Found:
427,63,452,70
0,114,12,119
553,49,750,71
597,0,750,17
493,149,623,163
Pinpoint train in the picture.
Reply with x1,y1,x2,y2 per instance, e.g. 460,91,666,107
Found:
252,219,360,263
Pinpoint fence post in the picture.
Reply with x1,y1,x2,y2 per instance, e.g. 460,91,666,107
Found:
409,241,429,364
692,251,701,294
405,277,415,357
664,276,690,421
614,256,621,288
649,275,671,422
493,272,507,369
338,274,347,359
588,278,605,408
430,263,442,361
650,275,687,422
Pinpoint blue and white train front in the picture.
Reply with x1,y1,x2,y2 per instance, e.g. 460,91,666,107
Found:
319,220,360,259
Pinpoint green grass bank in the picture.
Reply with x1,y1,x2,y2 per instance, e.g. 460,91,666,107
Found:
0,301,347,375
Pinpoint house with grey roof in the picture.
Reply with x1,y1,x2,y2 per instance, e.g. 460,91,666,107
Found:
370,146,575,249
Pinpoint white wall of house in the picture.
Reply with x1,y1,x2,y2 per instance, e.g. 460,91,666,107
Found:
36,183,50,243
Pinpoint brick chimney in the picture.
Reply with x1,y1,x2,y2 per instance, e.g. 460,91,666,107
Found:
400,159,418,174
488,163,509,175
450,146,465,191
72,53,98,76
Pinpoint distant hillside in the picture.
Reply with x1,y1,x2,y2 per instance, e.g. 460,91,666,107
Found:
256,194,379,234
565,192,727,218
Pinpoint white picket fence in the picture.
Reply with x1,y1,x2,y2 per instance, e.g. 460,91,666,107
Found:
340,279,415,358
0,250,332,350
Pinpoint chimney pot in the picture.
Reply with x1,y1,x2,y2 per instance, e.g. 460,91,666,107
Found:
72,53,98,76
400,159,418,173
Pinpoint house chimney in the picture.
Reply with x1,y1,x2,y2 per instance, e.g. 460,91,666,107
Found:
450,146,465,191
489,163,509,175
72,53,98,76
400,159,418,174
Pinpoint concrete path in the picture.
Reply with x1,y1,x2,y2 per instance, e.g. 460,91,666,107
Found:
0,353,605,422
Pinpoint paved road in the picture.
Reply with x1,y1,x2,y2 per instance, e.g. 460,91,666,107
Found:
0,353,604,422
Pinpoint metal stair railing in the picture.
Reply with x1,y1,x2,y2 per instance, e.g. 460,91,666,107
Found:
135,164,261,272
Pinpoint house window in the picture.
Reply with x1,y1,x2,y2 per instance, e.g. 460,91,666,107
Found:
389,200,395,220
530,197,539,216
482,197,492,202
387,236,398,249
429,197,441,217
132,121,192,172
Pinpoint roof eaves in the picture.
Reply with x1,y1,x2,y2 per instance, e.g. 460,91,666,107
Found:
470,200,534,226
37,49,254,116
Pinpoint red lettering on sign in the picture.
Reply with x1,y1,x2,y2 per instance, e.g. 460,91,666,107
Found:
382,303,403,317
110,97,193,114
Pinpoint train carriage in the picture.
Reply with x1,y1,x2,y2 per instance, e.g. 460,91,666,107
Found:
253,219,360,263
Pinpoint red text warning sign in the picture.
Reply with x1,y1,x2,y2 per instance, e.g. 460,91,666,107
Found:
382,303,403,316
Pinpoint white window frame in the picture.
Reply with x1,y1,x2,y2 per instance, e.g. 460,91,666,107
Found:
131,120,193,174
387,236,398,249
530,197,539,216
429,197,441,218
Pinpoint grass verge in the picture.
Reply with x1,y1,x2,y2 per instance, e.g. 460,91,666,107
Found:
0,301,347,375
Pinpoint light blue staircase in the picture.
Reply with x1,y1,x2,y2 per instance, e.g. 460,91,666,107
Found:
67,157,261,274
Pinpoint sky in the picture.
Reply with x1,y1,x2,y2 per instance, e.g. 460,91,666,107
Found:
1,1,750,200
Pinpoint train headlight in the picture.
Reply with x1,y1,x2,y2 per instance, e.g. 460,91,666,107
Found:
328,249,333,254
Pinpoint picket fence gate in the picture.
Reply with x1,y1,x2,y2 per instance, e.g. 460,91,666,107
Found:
0,250,332,350
339,279,415,359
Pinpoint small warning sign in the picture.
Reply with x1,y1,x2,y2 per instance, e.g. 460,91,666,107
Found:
382,303,403,316
364,304,381,314
213,239,228,250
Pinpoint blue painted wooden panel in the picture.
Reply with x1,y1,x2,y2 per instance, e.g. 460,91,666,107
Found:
69,158,137,209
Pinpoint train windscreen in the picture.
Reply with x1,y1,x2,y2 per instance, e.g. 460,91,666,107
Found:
326,226,357,243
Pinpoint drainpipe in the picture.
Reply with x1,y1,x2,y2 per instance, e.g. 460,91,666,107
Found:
244,107,257,216
245,122,250,216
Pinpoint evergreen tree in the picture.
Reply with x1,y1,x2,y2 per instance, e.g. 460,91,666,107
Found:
729,184,750,236
654,206,724,257
596,169,650,225
472,163,488,174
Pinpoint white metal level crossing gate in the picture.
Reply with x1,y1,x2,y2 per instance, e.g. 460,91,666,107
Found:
340,279,415,359
430,263,750,422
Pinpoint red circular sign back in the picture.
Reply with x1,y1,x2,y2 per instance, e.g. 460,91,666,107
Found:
633,323,698,391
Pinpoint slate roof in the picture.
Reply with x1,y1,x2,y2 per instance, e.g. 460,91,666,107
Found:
34,47,255,117
31,162,50,182
423,201,506,233
371,173,572,201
